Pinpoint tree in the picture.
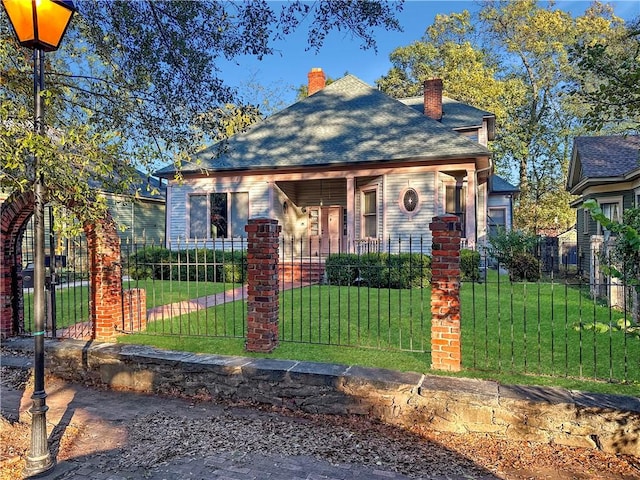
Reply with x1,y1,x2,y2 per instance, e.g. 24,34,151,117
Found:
375,10,523,127
375,1,626,235
570,17,640,132
1,0,403,224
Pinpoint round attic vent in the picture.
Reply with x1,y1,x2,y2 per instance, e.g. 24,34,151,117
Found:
401,188,419,214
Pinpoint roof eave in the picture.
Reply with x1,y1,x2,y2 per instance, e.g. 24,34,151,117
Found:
157,153,491,178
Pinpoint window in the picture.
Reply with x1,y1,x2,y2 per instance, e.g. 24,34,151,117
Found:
598,199,621,235
362,189,377,238
488,207,506,237
401,188,419,213
189,194,208,239
309,208,319,236
188,192,248,239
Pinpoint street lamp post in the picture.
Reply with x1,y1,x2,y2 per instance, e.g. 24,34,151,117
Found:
1,0,75,477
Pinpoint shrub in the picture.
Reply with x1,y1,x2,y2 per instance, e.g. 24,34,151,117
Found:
460,249,481,282
509,252,540,282
325,252,431,289
126,246,172,280
488,228,538,282
127,247,246,282
325,254,359,285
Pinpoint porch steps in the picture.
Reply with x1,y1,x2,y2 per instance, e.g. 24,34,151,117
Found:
279,261,325,284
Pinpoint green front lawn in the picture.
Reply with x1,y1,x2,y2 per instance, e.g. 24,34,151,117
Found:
461,276,638,383
23,273,639,396
24,279,239,329
118,273,639,395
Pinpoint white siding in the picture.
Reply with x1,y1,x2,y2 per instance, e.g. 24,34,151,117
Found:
167,176,270,247
383,172,435,253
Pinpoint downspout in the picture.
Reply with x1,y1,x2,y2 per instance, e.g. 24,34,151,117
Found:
476,164,493,251
164,181,171,249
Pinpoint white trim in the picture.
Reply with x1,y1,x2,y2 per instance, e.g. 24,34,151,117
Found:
165,185,172,248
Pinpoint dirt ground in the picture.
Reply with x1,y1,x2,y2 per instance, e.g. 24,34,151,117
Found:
1,366,639,480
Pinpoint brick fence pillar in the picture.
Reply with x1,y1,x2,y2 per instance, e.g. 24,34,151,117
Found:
245,218,281,353
429,215,462,372
86,218,123,342
123,288,147,332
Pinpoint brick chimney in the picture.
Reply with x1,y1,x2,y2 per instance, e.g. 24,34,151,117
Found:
424,78,443,121
307,67,326,96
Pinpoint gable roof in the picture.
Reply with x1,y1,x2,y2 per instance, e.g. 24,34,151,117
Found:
567,135,640,194
88,169,166,201
489,174,519,194
399,95,494,131
156,75,490,177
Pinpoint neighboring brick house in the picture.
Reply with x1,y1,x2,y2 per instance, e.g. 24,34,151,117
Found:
567,135,640,302
156,69,496,255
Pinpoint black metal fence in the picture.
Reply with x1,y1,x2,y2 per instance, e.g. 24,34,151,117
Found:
20,229,639,385
21,207,92,339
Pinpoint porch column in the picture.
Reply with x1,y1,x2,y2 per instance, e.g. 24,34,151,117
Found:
245,218,281,353
346,176,355,253
429,215,462,372
465,169,476,249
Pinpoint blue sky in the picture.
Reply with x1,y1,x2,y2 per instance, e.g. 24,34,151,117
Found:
221,0,640,107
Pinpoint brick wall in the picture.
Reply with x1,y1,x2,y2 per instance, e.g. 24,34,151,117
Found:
122,288,147,333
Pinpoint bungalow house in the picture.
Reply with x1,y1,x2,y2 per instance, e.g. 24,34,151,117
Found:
156,69,496,256
567,135,640,303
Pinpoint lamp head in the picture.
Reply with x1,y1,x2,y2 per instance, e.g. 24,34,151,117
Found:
2,0,75,52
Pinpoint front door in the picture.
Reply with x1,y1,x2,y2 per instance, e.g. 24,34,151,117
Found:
308,206,342,256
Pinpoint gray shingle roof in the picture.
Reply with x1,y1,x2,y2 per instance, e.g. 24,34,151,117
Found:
574,135,640,178
87,170,166,200
156,75,490,176
399,96,494,130
489,174,519,194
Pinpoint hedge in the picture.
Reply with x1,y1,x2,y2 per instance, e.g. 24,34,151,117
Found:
325,253,431,289
126,246,247,283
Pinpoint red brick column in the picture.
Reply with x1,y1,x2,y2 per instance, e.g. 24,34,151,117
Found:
429,215,462,372
123,288,147,332
245,219,281,353
86,217,123,341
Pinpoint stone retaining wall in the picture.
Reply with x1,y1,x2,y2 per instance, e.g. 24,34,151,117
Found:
6,338,639,456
